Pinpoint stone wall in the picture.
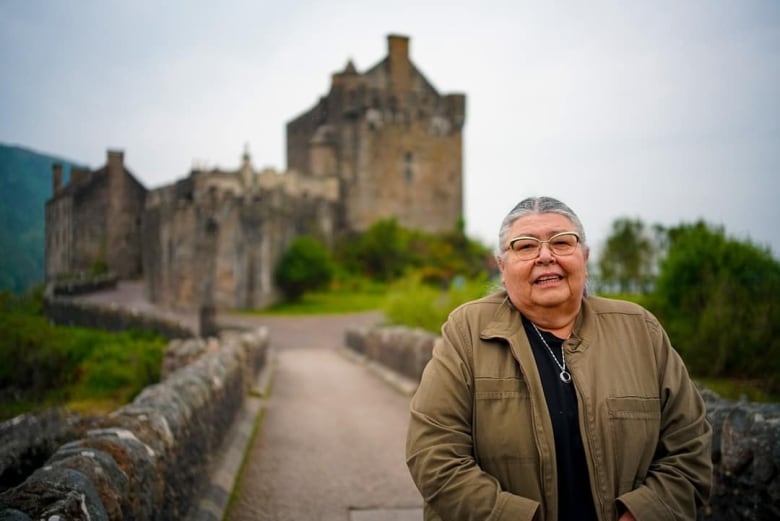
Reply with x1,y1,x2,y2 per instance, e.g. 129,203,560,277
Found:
44,295,195,340
142,167,339,312
345,325,780,521
0,327,269,520
345,325,436,382
703,391,780,521
50,273,119,296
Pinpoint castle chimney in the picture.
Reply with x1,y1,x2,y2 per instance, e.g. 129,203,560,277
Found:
387,34,411,96
107,149,124,171
52,163,63,195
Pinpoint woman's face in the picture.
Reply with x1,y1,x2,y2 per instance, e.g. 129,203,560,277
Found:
498,212,589,316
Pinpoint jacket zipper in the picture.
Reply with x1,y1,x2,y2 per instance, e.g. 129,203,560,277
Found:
569,342,607,520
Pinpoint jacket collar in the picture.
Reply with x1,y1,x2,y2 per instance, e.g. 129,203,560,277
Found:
479,292,524,340
479,291,590,352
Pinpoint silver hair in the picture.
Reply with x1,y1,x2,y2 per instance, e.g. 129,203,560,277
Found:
495,196,587,261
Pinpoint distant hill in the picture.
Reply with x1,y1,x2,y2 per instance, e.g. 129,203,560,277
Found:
0,143,87,293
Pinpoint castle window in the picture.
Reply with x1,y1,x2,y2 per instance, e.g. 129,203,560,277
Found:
404,151,413,183
366,108,382,131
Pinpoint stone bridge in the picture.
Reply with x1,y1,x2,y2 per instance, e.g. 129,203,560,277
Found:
0,284,423,520
1,283,778,520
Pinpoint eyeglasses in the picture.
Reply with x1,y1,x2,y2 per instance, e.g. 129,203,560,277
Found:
506,231,581,260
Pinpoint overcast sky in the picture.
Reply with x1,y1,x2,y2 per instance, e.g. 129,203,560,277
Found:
1,0,778,259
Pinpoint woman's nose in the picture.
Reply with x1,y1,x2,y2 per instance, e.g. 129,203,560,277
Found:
536,242,556,262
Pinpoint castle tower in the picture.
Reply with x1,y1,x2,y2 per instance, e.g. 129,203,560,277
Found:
286,34,466,234
44,150,147,281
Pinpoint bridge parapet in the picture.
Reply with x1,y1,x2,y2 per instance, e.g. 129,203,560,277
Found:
43,293,196,340
0,327,268,520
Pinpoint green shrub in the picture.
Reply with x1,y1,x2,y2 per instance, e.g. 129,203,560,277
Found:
334,218,493,285
274,236,335,301
0,311,72,394
648,221,780,391
0,290,166,420
383,272,494,333
71,330,164,402
336,219,410,281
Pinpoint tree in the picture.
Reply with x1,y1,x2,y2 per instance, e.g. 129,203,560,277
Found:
597,218,660,294
650,221,780,390
274,236,334,301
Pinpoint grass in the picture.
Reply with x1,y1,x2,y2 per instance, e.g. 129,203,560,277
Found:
225,408,266,515
695,377,779,403
0,297,167,421
64,397,126,417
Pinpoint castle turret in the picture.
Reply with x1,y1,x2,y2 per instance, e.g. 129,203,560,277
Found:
241,144,254,188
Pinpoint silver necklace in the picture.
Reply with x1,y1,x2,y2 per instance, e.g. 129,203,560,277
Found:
531,323,572,383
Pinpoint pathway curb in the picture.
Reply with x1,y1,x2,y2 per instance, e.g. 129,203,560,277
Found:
187,347,276,520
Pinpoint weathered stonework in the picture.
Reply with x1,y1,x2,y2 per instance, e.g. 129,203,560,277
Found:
45,34,465,312
287,34,465,234
141,156,340,311
46,150,147,281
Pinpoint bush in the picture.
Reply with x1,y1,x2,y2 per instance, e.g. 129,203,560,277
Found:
336,219,410,281
70,330,164,402
648,221,780,391
334,218,493,285
0,290,166,419
274,236,335,301
383,272,495,333
0,310,73,396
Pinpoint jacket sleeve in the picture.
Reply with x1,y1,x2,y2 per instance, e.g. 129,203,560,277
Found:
406,317,540,521
616,317,713,520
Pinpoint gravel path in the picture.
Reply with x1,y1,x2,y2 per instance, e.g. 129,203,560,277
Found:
223,313,424,521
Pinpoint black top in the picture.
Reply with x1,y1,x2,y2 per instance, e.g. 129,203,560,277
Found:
522,315,598,521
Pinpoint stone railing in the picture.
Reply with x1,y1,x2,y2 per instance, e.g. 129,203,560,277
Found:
345,325,436,382
50,273,119,296
0,327,269,520
346,325,780,521
44,295,195,340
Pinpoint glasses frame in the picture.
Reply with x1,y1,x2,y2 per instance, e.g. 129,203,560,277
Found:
505,231,582,260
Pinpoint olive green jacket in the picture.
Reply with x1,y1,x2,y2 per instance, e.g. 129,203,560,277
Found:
406,292,712,521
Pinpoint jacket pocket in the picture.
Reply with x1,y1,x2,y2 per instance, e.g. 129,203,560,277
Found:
607,396,661,493
474,378,535,464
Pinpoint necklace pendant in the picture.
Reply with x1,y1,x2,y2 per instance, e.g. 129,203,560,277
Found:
559,370,572,383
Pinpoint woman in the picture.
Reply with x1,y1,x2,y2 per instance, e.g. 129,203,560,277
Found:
406,196,712,521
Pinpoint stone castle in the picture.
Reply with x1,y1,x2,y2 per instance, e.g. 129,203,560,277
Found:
45,34,466,310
